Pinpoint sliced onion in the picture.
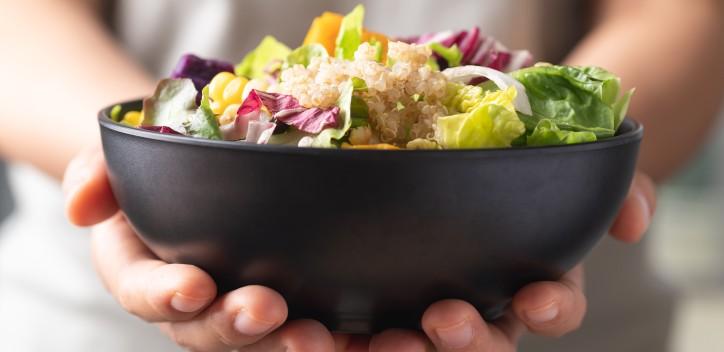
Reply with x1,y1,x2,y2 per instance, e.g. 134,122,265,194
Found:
443,65,533,115
505,50,533,72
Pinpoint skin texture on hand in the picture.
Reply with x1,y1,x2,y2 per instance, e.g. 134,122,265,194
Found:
63,147,656,351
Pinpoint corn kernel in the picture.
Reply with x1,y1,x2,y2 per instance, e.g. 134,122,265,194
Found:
209,72,236,102
121,111,143,127
219,104,241,125
242,78,270,100
223,77,248,104
210,101,225,115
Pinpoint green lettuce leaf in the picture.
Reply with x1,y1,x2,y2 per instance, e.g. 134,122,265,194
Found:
284,44,328,69
235,36,291,79
435,87,525,149
311,80,354,147
184,86,221,140
335,5,365,60
429,43,462,67
526,119,597,146
142,79,199,133
511,64,634,137
369,38,384,63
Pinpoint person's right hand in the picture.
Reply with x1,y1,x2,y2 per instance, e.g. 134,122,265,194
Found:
63,146,337,352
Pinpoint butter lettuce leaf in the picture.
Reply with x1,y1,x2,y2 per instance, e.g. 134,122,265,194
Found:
435,87,525,149
235,36,291,79
526,119,597,146
511,64,634,137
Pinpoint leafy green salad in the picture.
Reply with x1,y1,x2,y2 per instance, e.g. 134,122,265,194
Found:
111,4,634,150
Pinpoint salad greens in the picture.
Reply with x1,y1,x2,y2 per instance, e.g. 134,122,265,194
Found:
335,5,365,60
511,64,634,139
308,80,354,148
121,4,634,150
437,87,525,148
235,36,291,79
142,79,200,134
284,44,329,69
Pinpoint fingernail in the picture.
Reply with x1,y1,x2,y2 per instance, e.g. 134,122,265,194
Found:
635,191,652,223
525,303,559,324
436,320,473,349
170,293,208,313
234,309,276,336
62,154,94,198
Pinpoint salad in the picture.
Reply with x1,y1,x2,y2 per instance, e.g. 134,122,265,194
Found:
111,5,634,150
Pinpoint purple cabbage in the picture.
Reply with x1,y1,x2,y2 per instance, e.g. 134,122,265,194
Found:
170,54,234,93
254,91,339,134
399,27,533,72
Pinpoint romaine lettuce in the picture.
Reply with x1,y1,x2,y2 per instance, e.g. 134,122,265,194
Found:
335,5,365,60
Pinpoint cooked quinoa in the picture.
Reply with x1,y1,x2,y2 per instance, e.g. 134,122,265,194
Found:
275,42,449,144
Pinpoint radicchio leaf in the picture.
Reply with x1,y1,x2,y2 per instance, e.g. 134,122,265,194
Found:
254,90,339,134
398,27,532,72
141,126,183,135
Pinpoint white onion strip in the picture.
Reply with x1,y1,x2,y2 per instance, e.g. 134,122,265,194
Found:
443,65,533,115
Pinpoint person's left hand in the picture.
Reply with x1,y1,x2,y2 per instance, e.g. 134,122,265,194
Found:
64,146,655,351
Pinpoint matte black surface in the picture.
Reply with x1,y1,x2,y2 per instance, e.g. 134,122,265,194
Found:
100,101,643,333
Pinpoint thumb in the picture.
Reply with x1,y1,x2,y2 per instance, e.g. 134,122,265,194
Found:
63,145,118,226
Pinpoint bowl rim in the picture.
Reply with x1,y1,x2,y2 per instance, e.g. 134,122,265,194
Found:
99,100,643,157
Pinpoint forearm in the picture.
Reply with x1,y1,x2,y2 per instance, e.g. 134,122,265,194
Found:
565,0,724,183
0,0,154,179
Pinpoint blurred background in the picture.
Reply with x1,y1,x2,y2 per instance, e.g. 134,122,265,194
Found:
650,110,724,351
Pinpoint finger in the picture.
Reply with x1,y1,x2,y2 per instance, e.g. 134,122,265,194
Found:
92,215,217,322
609,171,656,243
163,285,289,352
422,300,515,352
240,320,335,352
369,329,433,352
63,145,118,226
511,265,586,338
333,334,370,352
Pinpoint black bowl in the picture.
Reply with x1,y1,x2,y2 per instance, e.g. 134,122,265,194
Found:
99,101,642,333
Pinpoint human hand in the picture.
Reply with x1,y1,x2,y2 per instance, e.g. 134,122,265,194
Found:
63,146,337,352
63,146,655,351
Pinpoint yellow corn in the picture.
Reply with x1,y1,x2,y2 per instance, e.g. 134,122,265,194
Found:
208,72,247,115
121,111,143,127
219,103,241,125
